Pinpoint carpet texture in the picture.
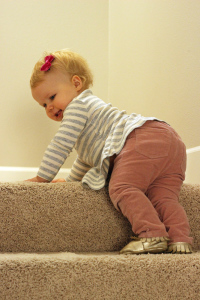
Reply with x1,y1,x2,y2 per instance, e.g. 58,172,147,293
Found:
0,182,200,299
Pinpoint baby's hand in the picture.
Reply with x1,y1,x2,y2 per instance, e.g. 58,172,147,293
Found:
25,176,49,183
51,178,66,183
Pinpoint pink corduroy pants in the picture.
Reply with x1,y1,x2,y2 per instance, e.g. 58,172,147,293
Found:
109,121,193,245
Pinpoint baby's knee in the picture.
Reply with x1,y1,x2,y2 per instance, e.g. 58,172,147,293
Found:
109,181,134,211
109,181,123,210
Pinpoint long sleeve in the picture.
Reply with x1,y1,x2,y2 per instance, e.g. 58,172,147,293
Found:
37,98,88,181
66,156,91,182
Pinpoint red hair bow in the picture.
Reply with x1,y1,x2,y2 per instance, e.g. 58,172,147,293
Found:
40,55,55,71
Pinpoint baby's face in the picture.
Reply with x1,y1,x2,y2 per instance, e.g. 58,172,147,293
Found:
32,70,82,121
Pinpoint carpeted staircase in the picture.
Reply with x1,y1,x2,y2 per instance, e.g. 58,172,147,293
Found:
0,182,200,299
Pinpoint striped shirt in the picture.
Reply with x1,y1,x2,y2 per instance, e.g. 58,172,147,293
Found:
37,89,158,190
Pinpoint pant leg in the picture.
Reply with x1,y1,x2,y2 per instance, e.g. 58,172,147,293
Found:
146,181,192,244
109,122,170,238
109,121,192,243
146,126,193,244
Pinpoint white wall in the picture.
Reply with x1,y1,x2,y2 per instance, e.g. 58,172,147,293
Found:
185,147,200,184
108,0,200,184
0,0,109,168
108,0,200,149
1,0,199,183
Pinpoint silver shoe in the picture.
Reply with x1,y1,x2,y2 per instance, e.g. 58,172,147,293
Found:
167,242,192,254
120,237,169,255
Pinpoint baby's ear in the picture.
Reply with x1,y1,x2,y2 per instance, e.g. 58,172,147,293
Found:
72,75,83,91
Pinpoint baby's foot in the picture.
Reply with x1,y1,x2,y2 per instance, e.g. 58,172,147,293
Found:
120,237,169,255
167,242,192,254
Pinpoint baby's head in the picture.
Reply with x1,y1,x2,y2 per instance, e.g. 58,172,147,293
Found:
30,50,93,121
30,49,93,90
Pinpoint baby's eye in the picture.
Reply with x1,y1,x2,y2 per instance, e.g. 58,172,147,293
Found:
43,103,47,108
50,94,56,100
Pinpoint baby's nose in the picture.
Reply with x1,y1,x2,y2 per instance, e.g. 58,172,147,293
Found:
47,103,53,111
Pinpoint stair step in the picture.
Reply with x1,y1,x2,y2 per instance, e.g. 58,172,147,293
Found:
1,182,200,299
0,182,200,252
0,182,132,253
0,252,200,299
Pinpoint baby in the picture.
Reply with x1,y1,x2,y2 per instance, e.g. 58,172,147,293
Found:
28,49,193,254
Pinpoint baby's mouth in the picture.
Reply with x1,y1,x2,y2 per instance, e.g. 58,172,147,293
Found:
55,109,62,117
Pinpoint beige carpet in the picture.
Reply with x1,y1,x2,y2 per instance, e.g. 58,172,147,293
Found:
0,182,200,299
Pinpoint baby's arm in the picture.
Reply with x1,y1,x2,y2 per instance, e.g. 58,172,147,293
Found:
26,98,89,182
66,156,91,182
49,156,90,183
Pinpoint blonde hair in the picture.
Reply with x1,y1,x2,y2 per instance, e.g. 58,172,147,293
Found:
30,49,93,89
